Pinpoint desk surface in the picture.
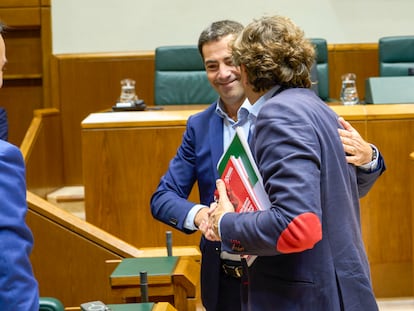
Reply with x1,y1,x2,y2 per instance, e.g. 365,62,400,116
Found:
82,104,414,130
82,105,209,129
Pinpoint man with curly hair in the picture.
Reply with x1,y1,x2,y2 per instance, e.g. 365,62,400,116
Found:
203,15,385,310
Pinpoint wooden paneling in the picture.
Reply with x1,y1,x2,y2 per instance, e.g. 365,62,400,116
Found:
331,104,414,297
0,0,40,7
3,30,42,77
27,190,201,308
22,108,64,198
0,7,41,26
0,1,51,145
329,43,379,101
361,117,414,297
82,109,202,248
411,151,414,295
53,52,155,184
40,5,52,107
27,191,143,307
0,79,43,144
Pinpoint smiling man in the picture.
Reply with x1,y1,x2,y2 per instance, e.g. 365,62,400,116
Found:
151,20,249,311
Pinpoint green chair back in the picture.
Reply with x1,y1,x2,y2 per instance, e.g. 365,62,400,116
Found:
39,297,64,311
309,38,330,101
379,35,414,76
154,45,218,105
155,41,330,104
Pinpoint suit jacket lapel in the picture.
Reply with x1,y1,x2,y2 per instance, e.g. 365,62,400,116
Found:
209,113,223,180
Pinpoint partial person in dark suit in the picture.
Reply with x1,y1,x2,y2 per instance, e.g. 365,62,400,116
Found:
0,107,7,141
0,21,7,141
0,21,39,310
151,19,384,311
203,15,385,311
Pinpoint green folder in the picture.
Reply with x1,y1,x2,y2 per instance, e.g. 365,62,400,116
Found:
217,127,258,185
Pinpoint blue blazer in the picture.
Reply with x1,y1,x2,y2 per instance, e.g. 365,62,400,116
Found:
151,102,225,310
0,140,39,310
219,88,385,311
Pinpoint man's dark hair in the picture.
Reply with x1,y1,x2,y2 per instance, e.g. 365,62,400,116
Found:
197,20,243,58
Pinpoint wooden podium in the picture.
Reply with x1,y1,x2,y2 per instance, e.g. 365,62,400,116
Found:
81,106,208,248
109,256,199,311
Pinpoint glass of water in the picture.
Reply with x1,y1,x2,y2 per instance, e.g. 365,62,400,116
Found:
340,73,359,105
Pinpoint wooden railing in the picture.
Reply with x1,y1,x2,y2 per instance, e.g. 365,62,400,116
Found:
27,190,142,307
20,108,64,198
21,109,200,308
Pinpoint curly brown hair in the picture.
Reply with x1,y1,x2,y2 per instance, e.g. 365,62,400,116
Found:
232,15,315,92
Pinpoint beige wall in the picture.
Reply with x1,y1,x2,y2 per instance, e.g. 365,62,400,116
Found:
51,0,414,54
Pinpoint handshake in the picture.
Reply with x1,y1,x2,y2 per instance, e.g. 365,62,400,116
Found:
197,179,236,241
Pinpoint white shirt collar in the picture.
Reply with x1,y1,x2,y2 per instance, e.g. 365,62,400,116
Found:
249,85,281,119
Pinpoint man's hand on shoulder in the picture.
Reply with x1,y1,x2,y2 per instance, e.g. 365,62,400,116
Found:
338,117,373,166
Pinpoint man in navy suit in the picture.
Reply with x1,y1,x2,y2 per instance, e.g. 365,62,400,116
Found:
204,15,385,310
0,21,39,310
151,19,384,311
151,20,248,311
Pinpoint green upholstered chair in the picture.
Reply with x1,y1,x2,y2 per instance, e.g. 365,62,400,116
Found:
39,297,64,311
379,35,414,76
309,38,330,101
154,45,218,105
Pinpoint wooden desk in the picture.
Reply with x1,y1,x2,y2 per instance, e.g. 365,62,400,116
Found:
82,105,208,248
109,256,199,311
82,103,414,298
411,151,414,299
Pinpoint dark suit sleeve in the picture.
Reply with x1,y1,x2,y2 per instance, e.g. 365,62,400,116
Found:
150,115,201,234
356,152,386,198
0,141,39,310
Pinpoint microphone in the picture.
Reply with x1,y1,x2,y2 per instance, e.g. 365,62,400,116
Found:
140,271,149,302
166,231,173,256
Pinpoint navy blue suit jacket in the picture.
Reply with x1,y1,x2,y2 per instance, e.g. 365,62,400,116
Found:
219,88,385,311
0,139,39,310
151,102,225,310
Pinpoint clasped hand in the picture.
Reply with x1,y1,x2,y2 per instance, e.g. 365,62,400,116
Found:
199,179,235,241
